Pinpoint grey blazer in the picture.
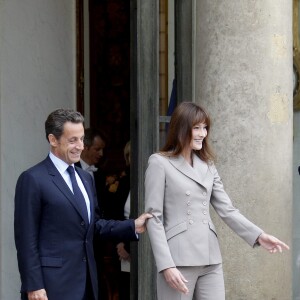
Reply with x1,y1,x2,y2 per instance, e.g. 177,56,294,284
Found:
145,153,263,273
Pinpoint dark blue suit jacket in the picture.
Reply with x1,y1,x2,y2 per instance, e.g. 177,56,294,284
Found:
14,156,137,300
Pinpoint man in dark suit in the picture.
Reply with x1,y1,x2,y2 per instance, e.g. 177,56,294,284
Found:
14,109,151,300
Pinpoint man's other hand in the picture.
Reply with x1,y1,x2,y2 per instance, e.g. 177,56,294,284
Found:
28,289,48,300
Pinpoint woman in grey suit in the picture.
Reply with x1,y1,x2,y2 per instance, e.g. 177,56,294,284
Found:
145,102,289,300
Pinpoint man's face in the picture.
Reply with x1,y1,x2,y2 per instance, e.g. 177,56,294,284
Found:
49,122,85,165
83,136,105,165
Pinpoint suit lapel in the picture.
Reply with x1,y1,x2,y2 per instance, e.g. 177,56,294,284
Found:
75,162,96,227
75,166,95,226
168,153,209,187
45,157,90,226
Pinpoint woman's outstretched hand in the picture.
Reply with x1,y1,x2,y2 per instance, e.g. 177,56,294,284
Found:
258,232,290,253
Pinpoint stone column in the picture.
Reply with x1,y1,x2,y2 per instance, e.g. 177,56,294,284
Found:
130,1,159,299
194,1,292,299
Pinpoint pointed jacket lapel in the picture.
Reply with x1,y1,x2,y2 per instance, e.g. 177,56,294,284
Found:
45,157,90,226
168,153,210,188
75,166,95,226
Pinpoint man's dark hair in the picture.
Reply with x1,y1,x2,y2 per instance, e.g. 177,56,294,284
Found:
45,109,84,142
84,128,106,147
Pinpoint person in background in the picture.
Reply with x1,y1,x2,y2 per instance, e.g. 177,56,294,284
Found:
116,141,131,299
75,128,107,216
145,102,289,300
100,141,132,300
114,141,131,220
14,109,152,300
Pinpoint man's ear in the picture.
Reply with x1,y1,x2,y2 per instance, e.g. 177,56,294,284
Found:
48,134,58,147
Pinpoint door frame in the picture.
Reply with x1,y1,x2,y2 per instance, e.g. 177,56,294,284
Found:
130,0,159,299
76,1,195,299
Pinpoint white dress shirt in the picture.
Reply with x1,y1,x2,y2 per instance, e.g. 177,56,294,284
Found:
49,152,91,222
124,192,131,220
79,159,98,181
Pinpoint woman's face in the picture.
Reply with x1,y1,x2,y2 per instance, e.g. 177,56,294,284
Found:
189,122,207,151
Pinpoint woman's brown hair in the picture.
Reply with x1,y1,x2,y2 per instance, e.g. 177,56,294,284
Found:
160,102,215,163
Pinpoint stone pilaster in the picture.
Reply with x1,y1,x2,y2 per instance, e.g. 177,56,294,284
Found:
195,1,292,299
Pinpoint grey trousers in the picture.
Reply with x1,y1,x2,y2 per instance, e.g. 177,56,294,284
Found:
157,264,225,300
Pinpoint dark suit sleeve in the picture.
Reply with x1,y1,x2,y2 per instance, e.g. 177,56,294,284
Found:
14,171,45,292
94,218,138,242
88,168,137,242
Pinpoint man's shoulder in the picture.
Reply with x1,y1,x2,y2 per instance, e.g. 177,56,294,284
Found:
16,157,52,189
20,157,50,177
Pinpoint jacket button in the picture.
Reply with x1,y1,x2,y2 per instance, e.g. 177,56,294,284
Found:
186,191,191,196
82,257,87,262
202,210,207,215
187,210,192,215
187,201,191,206
81,221,85,226
189,219,194,224
203,201,207,206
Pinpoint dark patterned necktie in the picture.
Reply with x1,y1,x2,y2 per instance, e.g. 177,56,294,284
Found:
67,166,89,224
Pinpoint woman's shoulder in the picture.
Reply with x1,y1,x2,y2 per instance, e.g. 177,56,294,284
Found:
149,152,165,160
148,152,171,164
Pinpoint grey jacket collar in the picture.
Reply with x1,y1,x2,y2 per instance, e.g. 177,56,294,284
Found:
167,153,210,188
